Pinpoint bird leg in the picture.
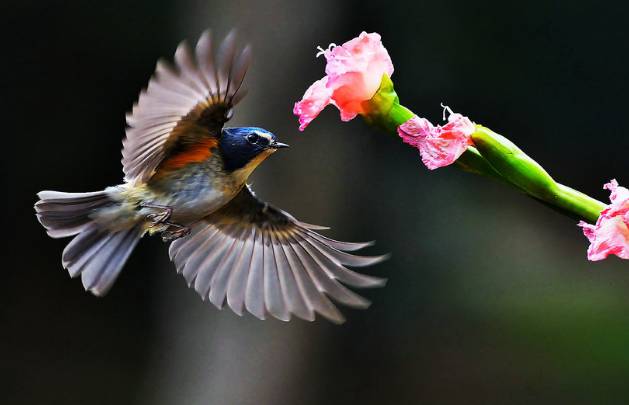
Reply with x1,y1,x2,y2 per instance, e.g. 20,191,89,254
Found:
139,203,189,241
161,222,191,242
140,203,173,224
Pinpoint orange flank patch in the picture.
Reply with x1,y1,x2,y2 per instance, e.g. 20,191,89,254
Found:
157,138,218,172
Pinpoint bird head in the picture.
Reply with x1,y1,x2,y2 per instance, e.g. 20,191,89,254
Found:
219,127,289,174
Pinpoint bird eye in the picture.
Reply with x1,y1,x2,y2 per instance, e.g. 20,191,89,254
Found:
258,136,270,147
246,133,259,144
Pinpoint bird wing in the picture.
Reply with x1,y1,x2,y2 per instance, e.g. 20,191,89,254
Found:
168,185,388,324
121,30,251,183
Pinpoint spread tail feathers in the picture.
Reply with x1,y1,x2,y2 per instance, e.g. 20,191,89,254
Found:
35,190,142,296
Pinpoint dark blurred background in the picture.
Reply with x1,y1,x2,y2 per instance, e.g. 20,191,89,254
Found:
4,0,629,404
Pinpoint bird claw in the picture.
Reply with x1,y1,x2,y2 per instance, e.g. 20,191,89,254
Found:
142,204,173,224
140,203,188,241
161,225,190,242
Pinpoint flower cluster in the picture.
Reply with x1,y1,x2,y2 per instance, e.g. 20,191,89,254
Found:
295,31,627,263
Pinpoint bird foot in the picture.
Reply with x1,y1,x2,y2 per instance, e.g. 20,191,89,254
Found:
141,203,173,224
161,223,191,242
139,203,189,241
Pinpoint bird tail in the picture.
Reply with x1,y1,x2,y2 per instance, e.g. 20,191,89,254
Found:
35,190,142,296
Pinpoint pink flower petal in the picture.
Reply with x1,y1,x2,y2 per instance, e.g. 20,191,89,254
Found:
397,109,475,170
578,221,597,242
324,32,394,102
293,77,333,131
294,32,393,129
605,179,629,207
579,179,629,261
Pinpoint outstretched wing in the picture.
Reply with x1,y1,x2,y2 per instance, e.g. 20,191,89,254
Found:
122,30,251,183
168,186,388,324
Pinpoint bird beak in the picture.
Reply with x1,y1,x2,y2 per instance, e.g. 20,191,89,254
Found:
270,141,290,149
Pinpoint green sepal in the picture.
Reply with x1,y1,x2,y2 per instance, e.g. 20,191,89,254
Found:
360,74,414,132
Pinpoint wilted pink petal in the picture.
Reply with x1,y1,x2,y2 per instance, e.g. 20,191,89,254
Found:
294,32,394,130
293,77,334,131
397,109,475,170
605,179,629,208
578,179,629,261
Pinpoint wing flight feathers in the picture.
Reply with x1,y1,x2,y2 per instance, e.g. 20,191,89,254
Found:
168,186,388,323
122,30,251,183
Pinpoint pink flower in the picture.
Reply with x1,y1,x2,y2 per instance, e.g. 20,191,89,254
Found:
397,107,475,170
294,32,394,131
578,179,629,261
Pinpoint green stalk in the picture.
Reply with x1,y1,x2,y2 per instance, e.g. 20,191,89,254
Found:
362,75,606,223
470,126,605,223
553,184,606,223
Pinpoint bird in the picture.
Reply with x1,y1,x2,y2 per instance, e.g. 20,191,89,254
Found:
34,30,387,324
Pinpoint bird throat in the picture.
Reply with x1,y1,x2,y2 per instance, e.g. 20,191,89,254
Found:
231,149,275,185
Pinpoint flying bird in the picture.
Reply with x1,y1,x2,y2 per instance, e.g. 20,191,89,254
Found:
35,31,387,323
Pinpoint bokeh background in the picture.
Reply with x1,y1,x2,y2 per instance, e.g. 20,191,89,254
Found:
4,0,629,403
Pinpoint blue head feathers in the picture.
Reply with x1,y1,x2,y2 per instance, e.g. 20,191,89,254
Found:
219,127,288,171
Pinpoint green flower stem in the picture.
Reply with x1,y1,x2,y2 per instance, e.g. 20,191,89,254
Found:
452,146,506,182
471,126,606,223
362,75,606,223
553,184,607,223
